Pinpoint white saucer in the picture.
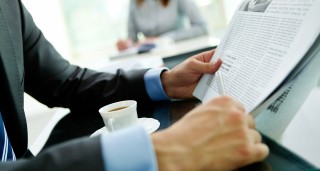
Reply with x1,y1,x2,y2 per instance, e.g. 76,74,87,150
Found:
90,118,160,137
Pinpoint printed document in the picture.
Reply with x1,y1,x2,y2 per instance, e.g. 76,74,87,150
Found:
193,0,320,113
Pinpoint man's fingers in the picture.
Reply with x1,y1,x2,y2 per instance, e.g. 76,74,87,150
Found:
212,59,222,72
191,58,222,74
233,98,246,112
207,96,245,114
189,49,222,74
240,143,269,168
241,131,269,167
249,129,262,144
224,96,246,113
251,143,269,163
246,115,255,129
195,50,215,62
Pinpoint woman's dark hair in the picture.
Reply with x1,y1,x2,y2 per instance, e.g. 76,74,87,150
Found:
136,0,170,7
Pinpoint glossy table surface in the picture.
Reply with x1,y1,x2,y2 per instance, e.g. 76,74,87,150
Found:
41,44,318,170
42,99,317,171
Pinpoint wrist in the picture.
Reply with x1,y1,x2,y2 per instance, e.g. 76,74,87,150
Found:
151,129,198,171
151,131,178,171
160,70,175,98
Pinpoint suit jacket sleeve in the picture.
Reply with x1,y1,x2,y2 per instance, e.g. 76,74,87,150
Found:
0,1,154,170
21,2,153,115
0,136,105,171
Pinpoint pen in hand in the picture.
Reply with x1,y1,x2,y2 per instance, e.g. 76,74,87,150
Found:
216,70,226,96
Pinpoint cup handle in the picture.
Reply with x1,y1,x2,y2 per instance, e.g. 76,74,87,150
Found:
107,118,115,132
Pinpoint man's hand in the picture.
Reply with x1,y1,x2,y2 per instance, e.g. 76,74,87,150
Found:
160,50,222,99
152,96,269,171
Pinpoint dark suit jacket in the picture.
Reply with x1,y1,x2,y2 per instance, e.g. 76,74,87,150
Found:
0,0,153,170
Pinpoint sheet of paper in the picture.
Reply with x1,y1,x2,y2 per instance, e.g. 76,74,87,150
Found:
193,0,320,112
256,44,320,139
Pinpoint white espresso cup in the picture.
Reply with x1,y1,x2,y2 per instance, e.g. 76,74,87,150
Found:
99,100,138,132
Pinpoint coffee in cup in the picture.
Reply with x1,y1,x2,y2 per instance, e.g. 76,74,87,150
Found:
99,100,138,132
108,106,129,112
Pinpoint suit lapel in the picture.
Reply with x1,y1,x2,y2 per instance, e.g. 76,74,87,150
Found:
0,0,28,158
0,0,24,113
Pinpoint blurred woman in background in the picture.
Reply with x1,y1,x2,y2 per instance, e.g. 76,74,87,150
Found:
116,0,208,51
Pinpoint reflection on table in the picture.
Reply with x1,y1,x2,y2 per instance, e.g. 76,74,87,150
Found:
38,35,319,170
43,99,316,171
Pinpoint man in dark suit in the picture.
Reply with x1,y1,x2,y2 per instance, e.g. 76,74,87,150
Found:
0,0,268,170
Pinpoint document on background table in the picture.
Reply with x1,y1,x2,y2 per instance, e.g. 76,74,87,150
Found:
193,0,320,114
99,56,163,73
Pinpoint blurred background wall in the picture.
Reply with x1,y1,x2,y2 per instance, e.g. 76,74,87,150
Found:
22,0,243,65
